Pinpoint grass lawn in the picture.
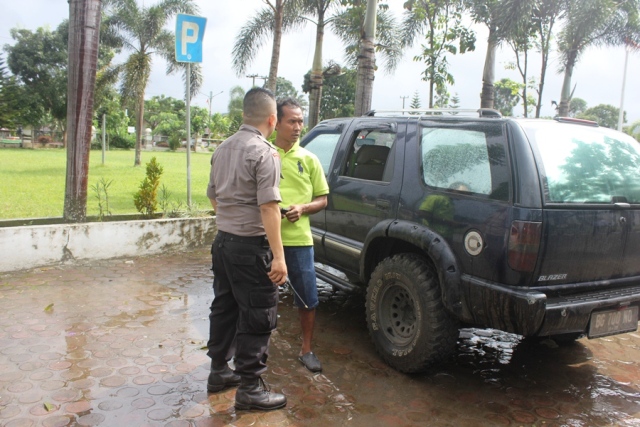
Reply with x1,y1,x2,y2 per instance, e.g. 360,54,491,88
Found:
0,148,214,219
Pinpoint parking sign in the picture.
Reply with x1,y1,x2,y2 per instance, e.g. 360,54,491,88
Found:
175,14,207,63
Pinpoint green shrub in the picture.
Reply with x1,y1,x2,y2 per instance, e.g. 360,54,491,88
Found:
168,135,181,151
133,157,163,218
110,134,135,149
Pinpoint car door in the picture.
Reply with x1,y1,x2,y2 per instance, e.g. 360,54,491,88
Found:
399,118,513,284
298,122,346,262
321,119,404,275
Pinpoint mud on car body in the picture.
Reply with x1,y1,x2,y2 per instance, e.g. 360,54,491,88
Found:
300,109,640,373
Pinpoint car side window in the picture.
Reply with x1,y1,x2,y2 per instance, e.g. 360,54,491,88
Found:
420,123,509,200
301,132,342,175
342,130,396,182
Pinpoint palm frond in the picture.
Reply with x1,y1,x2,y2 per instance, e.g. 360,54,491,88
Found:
232,8,276,76
119,52,151,106
375,9,403,73
330,5,402,73
153,0,199,17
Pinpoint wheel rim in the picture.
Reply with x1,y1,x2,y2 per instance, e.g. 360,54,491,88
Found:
379,282,417,346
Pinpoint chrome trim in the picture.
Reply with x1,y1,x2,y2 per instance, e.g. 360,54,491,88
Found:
324,239,361,259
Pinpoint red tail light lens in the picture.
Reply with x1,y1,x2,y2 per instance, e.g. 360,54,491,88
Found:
508,221,542,272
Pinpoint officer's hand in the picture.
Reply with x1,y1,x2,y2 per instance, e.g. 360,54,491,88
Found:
284,204,304,223
268,257,288,286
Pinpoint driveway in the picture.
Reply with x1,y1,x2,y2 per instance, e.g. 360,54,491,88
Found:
0,247,638,426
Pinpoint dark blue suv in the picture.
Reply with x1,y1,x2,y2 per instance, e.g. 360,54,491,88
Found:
300,110,640,373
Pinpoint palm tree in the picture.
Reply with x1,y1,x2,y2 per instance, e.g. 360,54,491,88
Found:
354,0,377,116
463,0,534,109
233,0,400,125
232,0,306,93
108,0,198,166
557,0,640,117
64,0,102,222
303,0,339,129
331,0,402,116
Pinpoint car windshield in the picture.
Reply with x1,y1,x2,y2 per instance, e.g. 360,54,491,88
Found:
524,122,640,204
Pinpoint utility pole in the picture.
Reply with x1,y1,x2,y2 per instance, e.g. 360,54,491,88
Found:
246,74,267,87
203,90,223,139
204,90,223,119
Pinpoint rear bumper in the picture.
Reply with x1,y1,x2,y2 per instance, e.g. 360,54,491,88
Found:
460,274,640,337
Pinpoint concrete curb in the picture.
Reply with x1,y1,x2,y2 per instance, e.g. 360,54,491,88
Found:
0,216,217,273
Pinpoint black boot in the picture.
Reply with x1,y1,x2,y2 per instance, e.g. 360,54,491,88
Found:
234,376,287,411
207,362,241,392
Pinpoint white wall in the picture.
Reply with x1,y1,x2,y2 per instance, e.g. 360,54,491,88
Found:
0,217,217,273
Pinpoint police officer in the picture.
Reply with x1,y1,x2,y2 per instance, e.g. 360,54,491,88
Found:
206,87,288,411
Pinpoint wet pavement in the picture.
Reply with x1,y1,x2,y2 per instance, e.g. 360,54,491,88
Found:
0,247,639,427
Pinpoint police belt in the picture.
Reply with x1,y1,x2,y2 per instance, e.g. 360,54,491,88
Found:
217,230,267,246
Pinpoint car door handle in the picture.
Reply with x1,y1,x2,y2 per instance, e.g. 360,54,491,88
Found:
376,199,391,210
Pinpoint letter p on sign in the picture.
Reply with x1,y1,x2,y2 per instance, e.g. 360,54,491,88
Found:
175,14,207,63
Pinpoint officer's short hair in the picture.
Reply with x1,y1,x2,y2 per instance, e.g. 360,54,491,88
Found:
243,87,276,126
276,97,302,122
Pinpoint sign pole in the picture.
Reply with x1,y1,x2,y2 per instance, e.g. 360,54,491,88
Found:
175,13,206,208
186,62,192,207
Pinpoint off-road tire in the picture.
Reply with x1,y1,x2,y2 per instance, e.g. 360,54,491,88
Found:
366,253,459,373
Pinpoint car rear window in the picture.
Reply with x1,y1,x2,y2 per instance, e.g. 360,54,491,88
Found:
420,122,510,201
525,124,640,204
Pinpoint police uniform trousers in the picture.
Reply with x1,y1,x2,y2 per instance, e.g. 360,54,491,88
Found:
207,231,278,378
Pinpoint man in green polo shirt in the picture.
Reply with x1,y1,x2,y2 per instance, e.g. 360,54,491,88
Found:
274,97,329,372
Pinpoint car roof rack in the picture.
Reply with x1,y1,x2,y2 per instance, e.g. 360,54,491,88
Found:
364,108,502,118
553,116,599,127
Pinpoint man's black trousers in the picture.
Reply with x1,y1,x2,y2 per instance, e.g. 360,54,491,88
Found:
207,231,278,378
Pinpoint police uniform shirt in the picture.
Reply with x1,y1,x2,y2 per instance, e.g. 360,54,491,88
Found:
208,124,282,236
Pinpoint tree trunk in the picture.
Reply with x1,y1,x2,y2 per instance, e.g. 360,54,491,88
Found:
64,0,102,223
134,92,144,166
480,31,498,109
558,62,574,117
267,0,284,93
536,27,550,118
428,26,435,108
354,0,377,117
521,47,528,117
308,11,325,130
558,46,578,118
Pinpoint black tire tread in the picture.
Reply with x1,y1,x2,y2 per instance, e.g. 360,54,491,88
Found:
366,253,459,373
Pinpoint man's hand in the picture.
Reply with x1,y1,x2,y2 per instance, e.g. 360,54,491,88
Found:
268,257,287,286
260,201,287,286
284,204,304,223
284,195,327,223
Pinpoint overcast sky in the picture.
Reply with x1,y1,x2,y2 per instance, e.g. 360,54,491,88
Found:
2,0,639,125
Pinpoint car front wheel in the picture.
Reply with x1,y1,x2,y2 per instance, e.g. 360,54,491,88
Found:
366,253,459,373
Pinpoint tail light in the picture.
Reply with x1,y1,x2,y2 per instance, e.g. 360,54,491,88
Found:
508,221,542,272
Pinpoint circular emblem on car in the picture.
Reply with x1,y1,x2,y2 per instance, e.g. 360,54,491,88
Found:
464,231,484,256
